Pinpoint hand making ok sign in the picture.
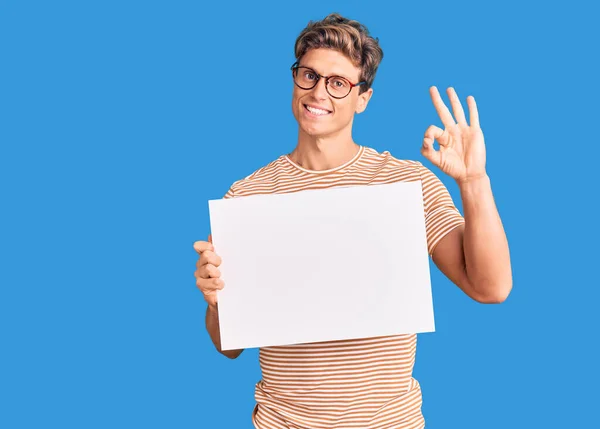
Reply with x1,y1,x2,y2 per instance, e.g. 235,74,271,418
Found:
421,86,488,183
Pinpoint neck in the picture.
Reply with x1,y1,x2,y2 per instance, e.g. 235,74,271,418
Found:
289,127,359,171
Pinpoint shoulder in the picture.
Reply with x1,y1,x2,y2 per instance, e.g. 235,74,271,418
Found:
225,154,291,198
360,146,425,179
359,147,452,203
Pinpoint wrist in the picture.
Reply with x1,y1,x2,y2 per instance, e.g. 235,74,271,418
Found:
458,173,492,198
456,172,489,185
207,302,218,315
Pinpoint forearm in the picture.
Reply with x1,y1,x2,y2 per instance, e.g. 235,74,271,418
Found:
206,305,243,359
459,174,512,302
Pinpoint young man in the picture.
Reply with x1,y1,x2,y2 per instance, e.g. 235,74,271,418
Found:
194,13,512,429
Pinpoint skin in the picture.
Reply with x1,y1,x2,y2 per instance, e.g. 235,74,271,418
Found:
194,48,512,359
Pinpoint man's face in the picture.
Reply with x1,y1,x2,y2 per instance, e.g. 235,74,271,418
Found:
291,48,373,139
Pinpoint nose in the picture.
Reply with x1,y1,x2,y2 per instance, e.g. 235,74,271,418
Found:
311,77,329,100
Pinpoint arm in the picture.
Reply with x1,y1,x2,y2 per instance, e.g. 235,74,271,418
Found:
202,188,244,359
421,86,512,303
432,175,512,303
194,236,244,359
206,304,244,359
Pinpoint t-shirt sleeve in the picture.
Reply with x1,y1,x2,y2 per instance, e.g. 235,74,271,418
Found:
417,162,465,256
223,179,243,199
223,186,235,199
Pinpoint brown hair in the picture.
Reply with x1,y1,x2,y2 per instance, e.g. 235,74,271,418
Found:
294,13,384,94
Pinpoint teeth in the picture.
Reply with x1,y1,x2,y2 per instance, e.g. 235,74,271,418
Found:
306,105,330,115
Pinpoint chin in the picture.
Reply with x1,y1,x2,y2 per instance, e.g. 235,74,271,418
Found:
300,124,335,139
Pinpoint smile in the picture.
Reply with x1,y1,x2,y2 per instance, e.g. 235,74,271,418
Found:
304,104,332,116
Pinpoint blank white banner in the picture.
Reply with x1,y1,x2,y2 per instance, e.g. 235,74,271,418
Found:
208,181,434,350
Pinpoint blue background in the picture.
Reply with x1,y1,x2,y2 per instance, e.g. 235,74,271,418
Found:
1,0,598,427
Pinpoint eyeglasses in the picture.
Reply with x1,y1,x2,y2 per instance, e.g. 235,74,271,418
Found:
290,62,366,99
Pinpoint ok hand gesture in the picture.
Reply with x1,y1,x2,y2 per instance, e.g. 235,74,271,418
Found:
421,86,487,183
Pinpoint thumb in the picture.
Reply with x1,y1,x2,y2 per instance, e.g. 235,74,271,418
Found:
421,137,439,165
208,234,213,244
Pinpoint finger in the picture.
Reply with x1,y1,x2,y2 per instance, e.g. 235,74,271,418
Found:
196,277,224,293
422,128,441,159
421,140,441,166
199,250,222,267
467,95,480,128
194,265,210,280
447,87,467,125
424,124,447,146
430,86,456,128
208,234,213,244
197,263,221,279
193,240,214,254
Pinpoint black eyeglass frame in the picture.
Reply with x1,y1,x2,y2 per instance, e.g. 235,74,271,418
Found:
290,62,367,99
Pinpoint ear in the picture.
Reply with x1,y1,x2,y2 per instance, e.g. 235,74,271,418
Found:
355,88,373,114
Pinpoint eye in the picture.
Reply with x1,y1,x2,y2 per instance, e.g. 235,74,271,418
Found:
303,71,317,81
330,77,349,88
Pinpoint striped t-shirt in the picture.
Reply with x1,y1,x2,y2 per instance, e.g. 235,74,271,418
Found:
223,146,465,429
